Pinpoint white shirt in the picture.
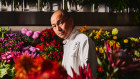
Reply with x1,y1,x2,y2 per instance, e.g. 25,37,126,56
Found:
62,28,97,78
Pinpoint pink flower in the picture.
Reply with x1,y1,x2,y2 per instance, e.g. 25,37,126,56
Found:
29,46,36,52
1,51,13,63
26,30,33,37
32,32,39,39
35,31,41,34
21,28,28,34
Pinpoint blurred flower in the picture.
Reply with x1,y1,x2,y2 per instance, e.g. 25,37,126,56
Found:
113,36,117,40
98,65,103,72
92,30,95,33
15,55,35,79
109,40,115,47
26,30,33,37
32,32,40,39
21,28,28,35
35,44,44,51
35,31,41,34
1,51,13,63
116,42,120,48
29,46,37,52
99,47,104,53
78,25,87,33
131,43,135,47
96,47,98,51
124,39,128,43
72,64,91,79
129,37,139,42
112,28,118,35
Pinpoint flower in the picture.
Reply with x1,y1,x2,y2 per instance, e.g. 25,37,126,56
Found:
99,47,104,53
1,51,13,63
113,36,117,40
26,30,33,37
32,32,40,39
15,55,35,79
35,44,44,51
112,28,118,35
98,66,103,72
29,46,37,52
21,28,28,34
124,39,128,43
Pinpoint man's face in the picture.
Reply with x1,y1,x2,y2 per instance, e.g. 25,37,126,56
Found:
51,13,73,39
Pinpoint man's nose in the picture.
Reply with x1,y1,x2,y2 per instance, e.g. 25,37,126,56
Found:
56,25,62,31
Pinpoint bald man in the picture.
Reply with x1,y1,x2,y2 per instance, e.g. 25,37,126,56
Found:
50,10,97,78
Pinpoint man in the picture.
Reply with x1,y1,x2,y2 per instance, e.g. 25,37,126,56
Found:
50,10,97,78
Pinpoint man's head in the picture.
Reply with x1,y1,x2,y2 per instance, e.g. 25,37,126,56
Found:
51,10,74,39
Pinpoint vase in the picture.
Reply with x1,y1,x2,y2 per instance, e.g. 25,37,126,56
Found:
28,2,37,11
98,4,106,12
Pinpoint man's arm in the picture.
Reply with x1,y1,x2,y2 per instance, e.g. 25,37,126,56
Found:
80,38,97,78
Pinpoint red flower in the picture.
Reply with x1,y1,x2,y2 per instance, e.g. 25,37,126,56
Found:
40,36,44,41
36,44,44,51
98,66,104,72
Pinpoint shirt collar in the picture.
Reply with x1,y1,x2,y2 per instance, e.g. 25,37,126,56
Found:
63,28,79,45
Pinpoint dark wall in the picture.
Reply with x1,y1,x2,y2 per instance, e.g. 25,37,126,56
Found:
0,12,138,26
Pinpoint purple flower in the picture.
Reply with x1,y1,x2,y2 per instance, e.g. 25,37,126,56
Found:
26,30,33,37
32,32,39,39
21,28,28,35
29,46,36,52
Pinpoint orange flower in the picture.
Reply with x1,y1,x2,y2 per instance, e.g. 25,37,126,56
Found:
96,31,98,33
15,55,35,79
131,43,135,47
92,30,96,33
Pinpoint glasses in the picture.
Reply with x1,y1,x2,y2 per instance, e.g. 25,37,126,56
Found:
52,16,70,28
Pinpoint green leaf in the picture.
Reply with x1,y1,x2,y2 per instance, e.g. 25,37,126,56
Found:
113,67,119,74
0,27,1,32
97,56,102,66
106,72,110,78
104,51,106,59
5,26,9,31
0,69,8,78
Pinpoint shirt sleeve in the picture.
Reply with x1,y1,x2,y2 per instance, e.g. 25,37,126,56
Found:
80,38,97,78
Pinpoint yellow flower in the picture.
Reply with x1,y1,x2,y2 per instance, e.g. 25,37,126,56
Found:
96,31,98,33
113,36,117,40
129,37,139,42
112,28,118,35
96,34,100,39
116,42,120,48
94,36,97,39
99,47,104,53
96,47,98,51
109,40,115,47
124,39,128,43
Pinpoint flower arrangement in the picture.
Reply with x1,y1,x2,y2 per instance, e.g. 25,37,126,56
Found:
78,26,140,79
36,28,63,61
0,26,140,79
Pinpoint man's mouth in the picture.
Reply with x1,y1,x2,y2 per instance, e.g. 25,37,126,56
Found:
59,32,64,35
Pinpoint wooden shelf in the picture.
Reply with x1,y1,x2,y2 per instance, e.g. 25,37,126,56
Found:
0,12,138,26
